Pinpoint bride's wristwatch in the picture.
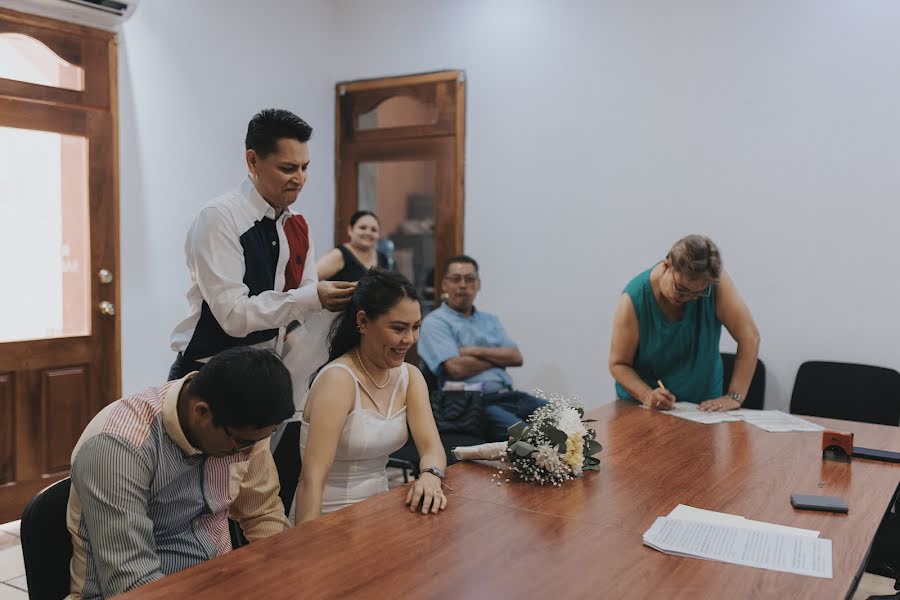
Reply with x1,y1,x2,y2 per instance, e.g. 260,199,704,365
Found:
421,466,446,480
728,391,743,405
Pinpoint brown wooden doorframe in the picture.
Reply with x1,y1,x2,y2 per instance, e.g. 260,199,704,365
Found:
0,7,120,523
334,70,465,294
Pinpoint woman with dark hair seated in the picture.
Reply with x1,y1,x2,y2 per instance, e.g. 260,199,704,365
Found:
316,210,389,282
291,268,447,524
609,234,760,412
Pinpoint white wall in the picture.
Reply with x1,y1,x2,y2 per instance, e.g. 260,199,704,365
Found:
330,0,900,409
118,0,338,392
119,0,900,410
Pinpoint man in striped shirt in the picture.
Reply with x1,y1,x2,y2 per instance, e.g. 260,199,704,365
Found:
67,347,294,599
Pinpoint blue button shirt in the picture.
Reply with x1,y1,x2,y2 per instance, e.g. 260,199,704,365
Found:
418,303,516,391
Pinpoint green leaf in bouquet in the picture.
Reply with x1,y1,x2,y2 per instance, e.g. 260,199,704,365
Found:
545,426,568,448
582,456,602,471
584,439,603,456
511,441,536,457
507,421,527,442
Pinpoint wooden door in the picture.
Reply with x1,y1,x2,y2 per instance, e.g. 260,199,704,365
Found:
0,8,120,523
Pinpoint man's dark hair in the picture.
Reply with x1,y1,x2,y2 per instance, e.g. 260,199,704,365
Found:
443,254,479,276
245,109,313,158
189,346,294,428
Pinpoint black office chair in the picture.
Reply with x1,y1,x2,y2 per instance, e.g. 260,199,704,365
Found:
388,362,489,479
790,361,900,426
721,352,766,410
420,362,440,392
21,477,73,600
387,362,442,481
272,421,302,514
791,362,900,591
867,499,900,593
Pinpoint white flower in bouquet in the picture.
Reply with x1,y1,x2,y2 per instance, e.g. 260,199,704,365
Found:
531,443,564,472
557,407,588,438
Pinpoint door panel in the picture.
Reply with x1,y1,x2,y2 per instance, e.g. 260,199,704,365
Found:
42,366,90,474
0,374,12,485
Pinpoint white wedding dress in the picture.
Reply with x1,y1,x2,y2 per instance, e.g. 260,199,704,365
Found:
290,361,410,519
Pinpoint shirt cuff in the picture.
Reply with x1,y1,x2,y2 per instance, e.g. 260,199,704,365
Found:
291,283,323,322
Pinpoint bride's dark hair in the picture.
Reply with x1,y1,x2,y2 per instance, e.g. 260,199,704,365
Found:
312,268,418,382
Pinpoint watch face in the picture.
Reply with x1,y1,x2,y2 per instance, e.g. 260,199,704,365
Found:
427,467,445,479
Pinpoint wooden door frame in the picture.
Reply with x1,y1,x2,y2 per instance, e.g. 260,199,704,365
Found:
0,7,120,522
334,70,465,294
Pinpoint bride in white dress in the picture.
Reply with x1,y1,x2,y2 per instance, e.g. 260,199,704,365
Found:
292,269,448,524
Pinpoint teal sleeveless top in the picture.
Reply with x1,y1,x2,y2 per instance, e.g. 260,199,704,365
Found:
614,265,723,404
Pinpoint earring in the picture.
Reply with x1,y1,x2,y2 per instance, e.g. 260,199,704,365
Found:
357,325,363,333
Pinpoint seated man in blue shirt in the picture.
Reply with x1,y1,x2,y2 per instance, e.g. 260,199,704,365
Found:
418,255,546,441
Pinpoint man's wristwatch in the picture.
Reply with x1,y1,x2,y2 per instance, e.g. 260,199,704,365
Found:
421,466,445,480
728,391,743,405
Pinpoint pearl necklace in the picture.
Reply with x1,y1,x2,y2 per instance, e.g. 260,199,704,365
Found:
355,348,390,389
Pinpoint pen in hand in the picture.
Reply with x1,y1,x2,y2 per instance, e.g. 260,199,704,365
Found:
651,379,676,410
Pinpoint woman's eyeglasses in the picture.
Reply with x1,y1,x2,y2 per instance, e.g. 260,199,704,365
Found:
444,275,479,286
671,274,712,299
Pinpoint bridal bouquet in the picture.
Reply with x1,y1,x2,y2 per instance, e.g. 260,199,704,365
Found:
453,391,603,486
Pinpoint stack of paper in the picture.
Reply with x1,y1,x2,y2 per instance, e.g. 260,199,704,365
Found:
644,403,824,432
667,504,820,538
643,505,833,578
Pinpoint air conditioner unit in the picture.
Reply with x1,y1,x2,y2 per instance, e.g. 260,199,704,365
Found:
0,0,139,30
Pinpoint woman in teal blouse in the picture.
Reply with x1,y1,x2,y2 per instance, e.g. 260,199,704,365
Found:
609,235,760,411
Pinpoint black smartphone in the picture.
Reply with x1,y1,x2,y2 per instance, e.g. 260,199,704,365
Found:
852,447,900,463
790,494,849,513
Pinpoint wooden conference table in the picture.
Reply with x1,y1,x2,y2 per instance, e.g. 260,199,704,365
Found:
122,402,900,599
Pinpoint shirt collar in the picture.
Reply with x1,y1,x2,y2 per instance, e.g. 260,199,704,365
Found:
240,176,288,221
162,373,203,456
442,301,478,318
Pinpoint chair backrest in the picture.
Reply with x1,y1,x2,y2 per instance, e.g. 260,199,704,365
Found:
271,421,301,515
721,353,766,410
419,361,440,392
21,477,72,600
790,361,900,426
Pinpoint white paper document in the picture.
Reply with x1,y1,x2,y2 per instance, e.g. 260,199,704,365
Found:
645,403,824,432
642,402,742,424
667,504,820,538
643,517,833,578
730,410,824,433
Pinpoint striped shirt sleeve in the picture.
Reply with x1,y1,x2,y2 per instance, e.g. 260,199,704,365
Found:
71,434,164,596
228,441,290,541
